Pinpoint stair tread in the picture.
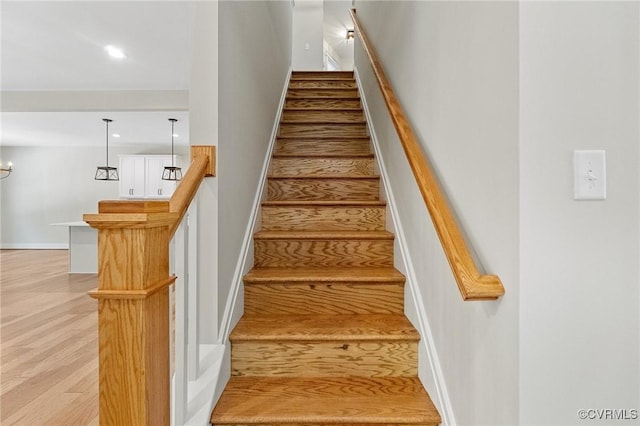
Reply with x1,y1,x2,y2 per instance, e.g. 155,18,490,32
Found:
284,105,363,110
269,158,376,178
280,120,366,124
291,74,354,79
281,111,364,123
268,174,379,179
210,377,441,425
292,71,353,74
244,266,405,283
231,314,419,341
288,87,357,90
288,84,356,86
277,135,370,140
282,107,364,110
262,200,385,206
289,80,356,84
287,90,360,99
289,77,354,80
285,96,359,99
290,78,354,80
273,153,374,158
285,103,363,111
253,230,394,240
281,119,364,123
287,88,358,91
289,79,356,83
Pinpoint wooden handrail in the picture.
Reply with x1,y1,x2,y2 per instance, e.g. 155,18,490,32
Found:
83,145,215,426
169,145,216,237
350,9,504,301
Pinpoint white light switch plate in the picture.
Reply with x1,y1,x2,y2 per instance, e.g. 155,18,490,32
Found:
574,150,606,200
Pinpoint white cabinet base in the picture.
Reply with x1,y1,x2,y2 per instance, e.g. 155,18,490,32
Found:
52,222,98,274
69,226,98,274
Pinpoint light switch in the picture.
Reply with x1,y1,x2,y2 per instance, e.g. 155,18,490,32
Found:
574,150,606,200
304,42,310,51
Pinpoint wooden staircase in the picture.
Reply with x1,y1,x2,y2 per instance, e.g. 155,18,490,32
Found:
210,71,441,426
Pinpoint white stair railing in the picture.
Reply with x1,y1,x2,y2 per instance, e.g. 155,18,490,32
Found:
171,194,201,426
187,198,200,380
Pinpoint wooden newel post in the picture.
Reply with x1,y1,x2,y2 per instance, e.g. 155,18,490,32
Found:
85,146,216,425
85,202,178,426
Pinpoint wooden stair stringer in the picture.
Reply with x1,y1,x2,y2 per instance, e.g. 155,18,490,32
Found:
210,71,441,426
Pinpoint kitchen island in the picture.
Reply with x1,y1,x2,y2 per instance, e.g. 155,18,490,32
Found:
51,222,97,273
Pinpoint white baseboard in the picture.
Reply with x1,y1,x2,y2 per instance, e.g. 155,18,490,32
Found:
218,67,293,343
0,243,68,250
207,343,231,425
169,343,225,426
354,67,456,426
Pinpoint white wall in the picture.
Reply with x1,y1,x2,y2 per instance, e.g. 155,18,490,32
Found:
217,0,292,331
190,0,219,344
519,3,640,424
355,1,640,425
292,0,324,70
354,2,520,425
323,0,354,70
0,144,188,248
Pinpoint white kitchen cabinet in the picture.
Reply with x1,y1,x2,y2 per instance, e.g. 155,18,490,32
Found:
119,155,181,199
145,156,179,199
119,155,146,198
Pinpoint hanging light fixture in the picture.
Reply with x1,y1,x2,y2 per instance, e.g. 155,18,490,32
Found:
162,118,182,181
95,118,119,181
346,29,355,40
0,162,13,179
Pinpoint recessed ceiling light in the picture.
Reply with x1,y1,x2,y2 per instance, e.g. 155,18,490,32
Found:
112,133,120,138
105,45,126,59
172,133,179,138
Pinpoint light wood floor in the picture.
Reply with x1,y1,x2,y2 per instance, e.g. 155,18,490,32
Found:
1,250,98,426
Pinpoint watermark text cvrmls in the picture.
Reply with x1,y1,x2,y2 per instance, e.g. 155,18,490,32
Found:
577,409,638,421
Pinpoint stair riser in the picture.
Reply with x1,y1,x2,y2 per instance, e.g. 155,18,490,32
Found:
270,158,375,176
289,80,357,89
215,424,436,426
279,123,368,138
244,283,405,315
287,88,359,99
274,139,371,156
285,99,362,110
291,71,354,80
254,239,393,268
231,341,418,377
281,110,364,123
215,421,440,426
261,206,386,231
267,179,380,201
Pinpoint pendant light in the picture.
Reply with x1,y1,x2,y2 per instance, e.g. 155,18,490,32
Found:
95,118,119,181
0,162,13,179
162,118,182,181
